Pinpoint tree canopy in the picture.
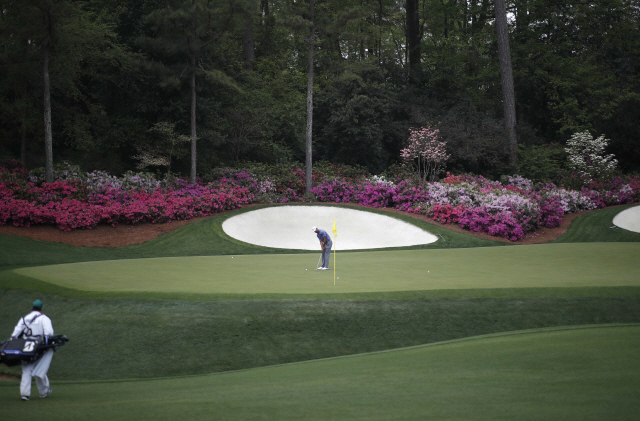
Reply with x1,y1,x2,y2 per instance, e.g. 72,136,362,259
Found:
1,0,638,177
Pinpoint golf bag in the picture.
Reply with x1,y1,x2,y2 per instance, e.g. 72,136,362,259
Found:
1,312,69,367
0,334,69,367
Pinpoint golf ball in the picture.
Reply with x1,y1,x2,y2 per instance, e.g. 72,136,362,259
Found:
337,277,339,279
306,269,308,271
428,271,430,273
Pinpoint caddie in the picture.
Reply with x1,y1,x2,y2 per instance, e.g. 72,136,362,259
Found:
10,299,54,401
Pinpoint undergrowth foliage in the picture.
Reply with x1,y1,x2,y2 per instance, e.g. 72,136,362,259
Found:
1,159,639,240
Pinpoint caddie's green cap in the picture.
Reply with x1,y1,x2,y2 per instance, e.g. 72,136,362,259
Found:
32,299,44,310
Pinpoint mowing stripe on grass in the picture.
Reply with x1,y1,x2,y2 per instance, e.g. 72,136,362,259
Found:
2,324,639,420
14,243,640,294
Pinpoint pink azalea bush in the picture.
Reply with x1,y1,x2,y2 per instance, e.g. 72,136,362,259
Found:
428,204,466,224
311,178,430,212
2,159,638,241
309,178,357,203
458,207,525,241
310,169,640,242
392,181,430,212
0,163,253,231
354,182,396,208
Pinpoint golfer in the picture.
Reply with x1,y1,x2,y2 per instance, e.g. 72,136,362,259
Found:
313,226,332,270
10,299,54,401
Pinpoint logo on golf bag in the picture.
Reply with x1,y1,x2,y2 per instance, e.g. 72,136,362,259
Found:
23,341,37,353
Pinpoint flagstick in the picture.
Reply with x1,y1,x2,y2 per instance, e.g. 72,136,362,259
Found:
332,218,337,286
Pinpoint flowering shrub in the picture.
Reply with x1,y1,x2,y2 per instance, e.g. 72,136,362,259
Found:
309,178,356,203
0,183,253,231
0,160,30,182
392,181,430,212
0,163,253,231
442,172,464,184
2,160,638,241
459,207,525,241
29,161,84,184
354,182,396,208
400,126,450,182
426,183,478,207
384,173,636,241
428,204,466,224
581,176,640,206
367,175,394,186
539,187,596,214
538,196,564,228
565,132,618,183
205,166,301,203
502,174,533,191
252,177,280,203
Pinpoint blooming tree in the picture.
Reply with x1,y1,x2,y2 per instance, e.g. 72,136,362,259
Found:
565,132,618,183
400,127,450,183
133,122,190,174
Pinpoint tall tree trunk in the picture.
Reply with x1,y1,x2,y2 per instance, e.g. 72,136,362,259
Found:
305,0,314,194
494,0,518,172
189,4,198,185
378,0,383,59
21,81,28,166
406,0,420,70
243,10,255,70
43,9,53,183
190,53,197,184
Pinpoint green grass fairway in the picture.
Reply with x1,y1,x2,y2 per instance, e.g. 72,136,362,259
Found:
2,325,638,420
14,243,640,294
2,205,640,419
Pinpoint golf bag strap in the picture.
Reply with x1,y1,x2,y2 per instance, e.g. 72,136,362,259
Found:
22,313,42,338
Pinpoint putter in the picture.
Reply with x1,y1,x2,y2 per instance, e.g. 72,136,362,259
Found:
314,254,322,270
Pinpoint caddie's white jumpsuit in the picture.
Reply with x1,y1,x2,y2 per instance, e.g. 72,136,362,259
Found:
11,311,54,398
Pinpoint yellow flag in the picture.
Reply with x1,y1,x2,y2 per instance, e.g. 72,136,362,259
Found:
332,219,337,237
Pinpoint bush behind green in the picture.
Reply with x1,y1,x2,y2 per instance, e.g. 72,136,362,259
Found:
517,143,567,183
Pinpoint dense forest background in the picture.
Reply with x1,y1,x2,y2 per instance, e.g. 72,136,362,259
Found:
1,0,638,180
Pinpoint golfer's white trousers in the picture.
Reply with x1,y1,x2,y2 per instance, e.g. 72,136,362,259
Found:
20,349,53,397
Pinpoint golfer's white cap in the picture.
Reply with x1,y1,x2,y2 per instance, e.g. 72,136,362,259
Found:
312,226,317,232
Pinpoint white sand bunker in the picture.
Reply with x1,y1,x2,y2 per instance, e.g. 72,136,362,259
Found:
222,206,438,250
613,205,640,233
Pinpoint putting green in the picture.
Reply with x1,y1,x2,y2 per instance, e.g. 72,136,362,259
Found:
14,243,640,294
2,325,638,420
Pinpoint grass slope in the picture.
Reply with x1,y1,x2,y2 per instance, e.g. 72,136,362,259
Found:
1,289,639,380
2,325,639,420
554,204,640,243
